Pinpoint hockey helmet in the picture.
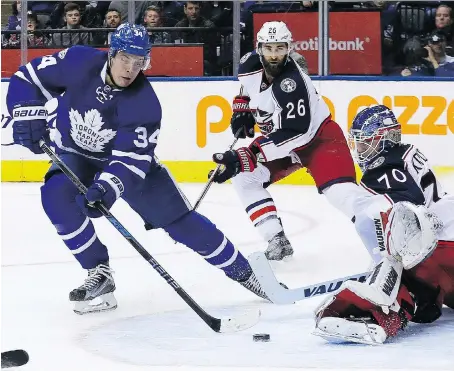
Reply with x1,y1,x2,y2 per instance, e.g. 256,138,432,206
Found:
256,21,293,56
110,23,151,70
348,105,401,171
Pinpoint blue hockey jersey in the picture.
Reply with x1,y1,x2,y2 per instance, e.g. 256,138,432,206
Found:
6,46,162,192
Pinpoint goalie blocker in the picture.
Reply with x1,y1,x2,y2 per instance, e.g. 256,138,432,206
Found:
313,201,454,345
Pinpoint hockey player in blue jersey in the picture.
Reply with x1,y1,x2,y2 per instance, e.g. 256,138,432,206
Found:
7,23,269,314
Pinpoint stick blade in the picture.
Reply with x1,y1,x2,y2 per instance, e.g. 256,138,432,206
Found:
1,350,29,368
248,251,295,304
218,309,261,333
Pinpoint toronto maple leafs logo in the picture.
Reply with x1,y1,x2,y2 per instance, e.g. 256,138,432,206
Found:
69,109,116,152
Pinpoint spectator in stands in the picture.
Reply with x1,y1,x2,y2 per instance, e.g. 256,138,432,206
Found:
51,3,89,47
3,10,49,48
109,1,153,24
397,36,433,77
424,30,454,76
3,0,22,46
27,1,56,27
174,1,217,75
143,5,171,43
175,1,215,28
149,1,185,27
435,4,452,30
83,1,111,29
93,9,122,46
49,1,85,29
106,9,122,30
434,4,453,56
27,11,50,47
6,1,22,32
204,1,233,29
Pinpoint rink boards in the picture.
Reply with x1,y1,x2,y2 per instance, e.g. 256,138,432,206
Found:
1,78,453,183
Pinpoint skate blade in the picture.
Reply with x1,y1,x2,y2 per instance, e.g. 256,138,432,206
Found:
282,253,294,262
266,252,294,263
73,293,118,315
312,328,382,346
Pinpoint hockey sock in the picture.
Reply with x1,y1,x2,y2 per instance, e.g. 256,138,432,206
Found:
245,197,282,241
41,173,109,269
164,211,252,281
232,173,283,241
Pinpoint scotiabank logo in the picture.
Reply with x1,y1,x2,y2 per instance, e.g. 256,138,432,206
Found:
293,37,370,51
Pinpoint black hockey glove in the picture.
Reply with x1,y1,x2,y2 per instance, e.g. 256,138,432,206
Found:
209,147,258,183
231,96,256,139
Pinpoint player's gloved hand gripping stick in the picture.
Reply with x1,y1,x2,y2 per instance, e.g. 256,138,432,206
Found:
39,140,260,333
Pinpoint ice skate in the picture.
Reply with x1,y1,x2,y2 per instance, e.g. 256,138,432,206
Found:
313,316,387,345
69,262,117,315
265,231,294,261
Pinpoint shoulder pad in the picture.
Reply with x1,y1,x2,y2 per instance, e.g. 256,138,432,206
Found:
238,51,262,76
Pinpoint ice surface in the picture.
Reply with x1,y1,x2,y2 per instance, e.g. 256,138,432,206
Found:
2,177,454,370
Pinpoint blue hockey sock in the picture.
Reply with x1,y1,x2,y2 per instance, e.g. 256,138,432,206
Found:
41,173,109,269
164,212,252,281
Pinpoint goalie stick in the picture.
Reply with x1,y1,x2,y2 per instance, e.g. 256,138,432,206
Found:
249,252,370,304
39,140,260,333
1,350,29,369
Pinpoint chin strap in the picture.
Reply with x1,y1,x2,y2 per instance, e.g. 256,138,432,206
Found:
106,64,123,90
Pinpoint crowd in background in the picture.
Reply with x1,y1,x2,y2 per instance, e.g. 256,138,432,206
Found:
2,1,454,76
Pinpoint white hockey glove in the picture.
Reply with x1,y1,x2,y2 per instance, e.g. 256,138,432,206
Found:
385,202,443,269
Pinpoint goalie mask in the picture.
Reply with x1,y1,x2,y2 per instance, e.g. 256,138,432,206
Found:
256,21,293,77
348,105,401,171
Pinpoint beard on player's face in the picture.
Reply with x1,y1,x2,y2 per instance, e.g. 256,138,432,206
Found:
262,56,287,77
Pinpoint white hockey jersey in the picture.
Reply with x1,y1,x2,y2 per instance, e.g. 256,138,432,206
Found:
356,143,454,262
237,51,331,162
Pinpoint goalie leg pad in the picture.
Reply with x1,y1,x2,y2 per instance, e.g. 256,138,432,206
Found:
314,256,415,342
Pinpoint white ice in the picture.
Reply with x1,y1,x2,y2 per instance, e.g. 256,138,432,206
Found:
2,177,454,371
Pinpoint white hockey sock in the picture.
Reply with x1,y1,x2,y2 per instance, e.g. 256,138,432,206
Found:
246,196,282,241
232,164,283,242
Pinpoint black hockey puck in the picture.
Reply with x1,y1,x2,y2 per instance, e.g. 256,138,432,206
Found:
253,333,270,342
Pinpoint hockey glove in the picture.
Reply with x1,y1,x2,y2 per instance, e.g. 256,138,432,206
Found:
76,173,124,218
231,96,256,139
210,147,257,183
12,101,49,154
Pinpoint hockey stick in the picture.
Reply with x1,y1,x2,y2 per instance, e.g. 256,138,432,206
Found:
249,252,370,304
1,350,29,369
192,129,242,211
39,141,260,333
